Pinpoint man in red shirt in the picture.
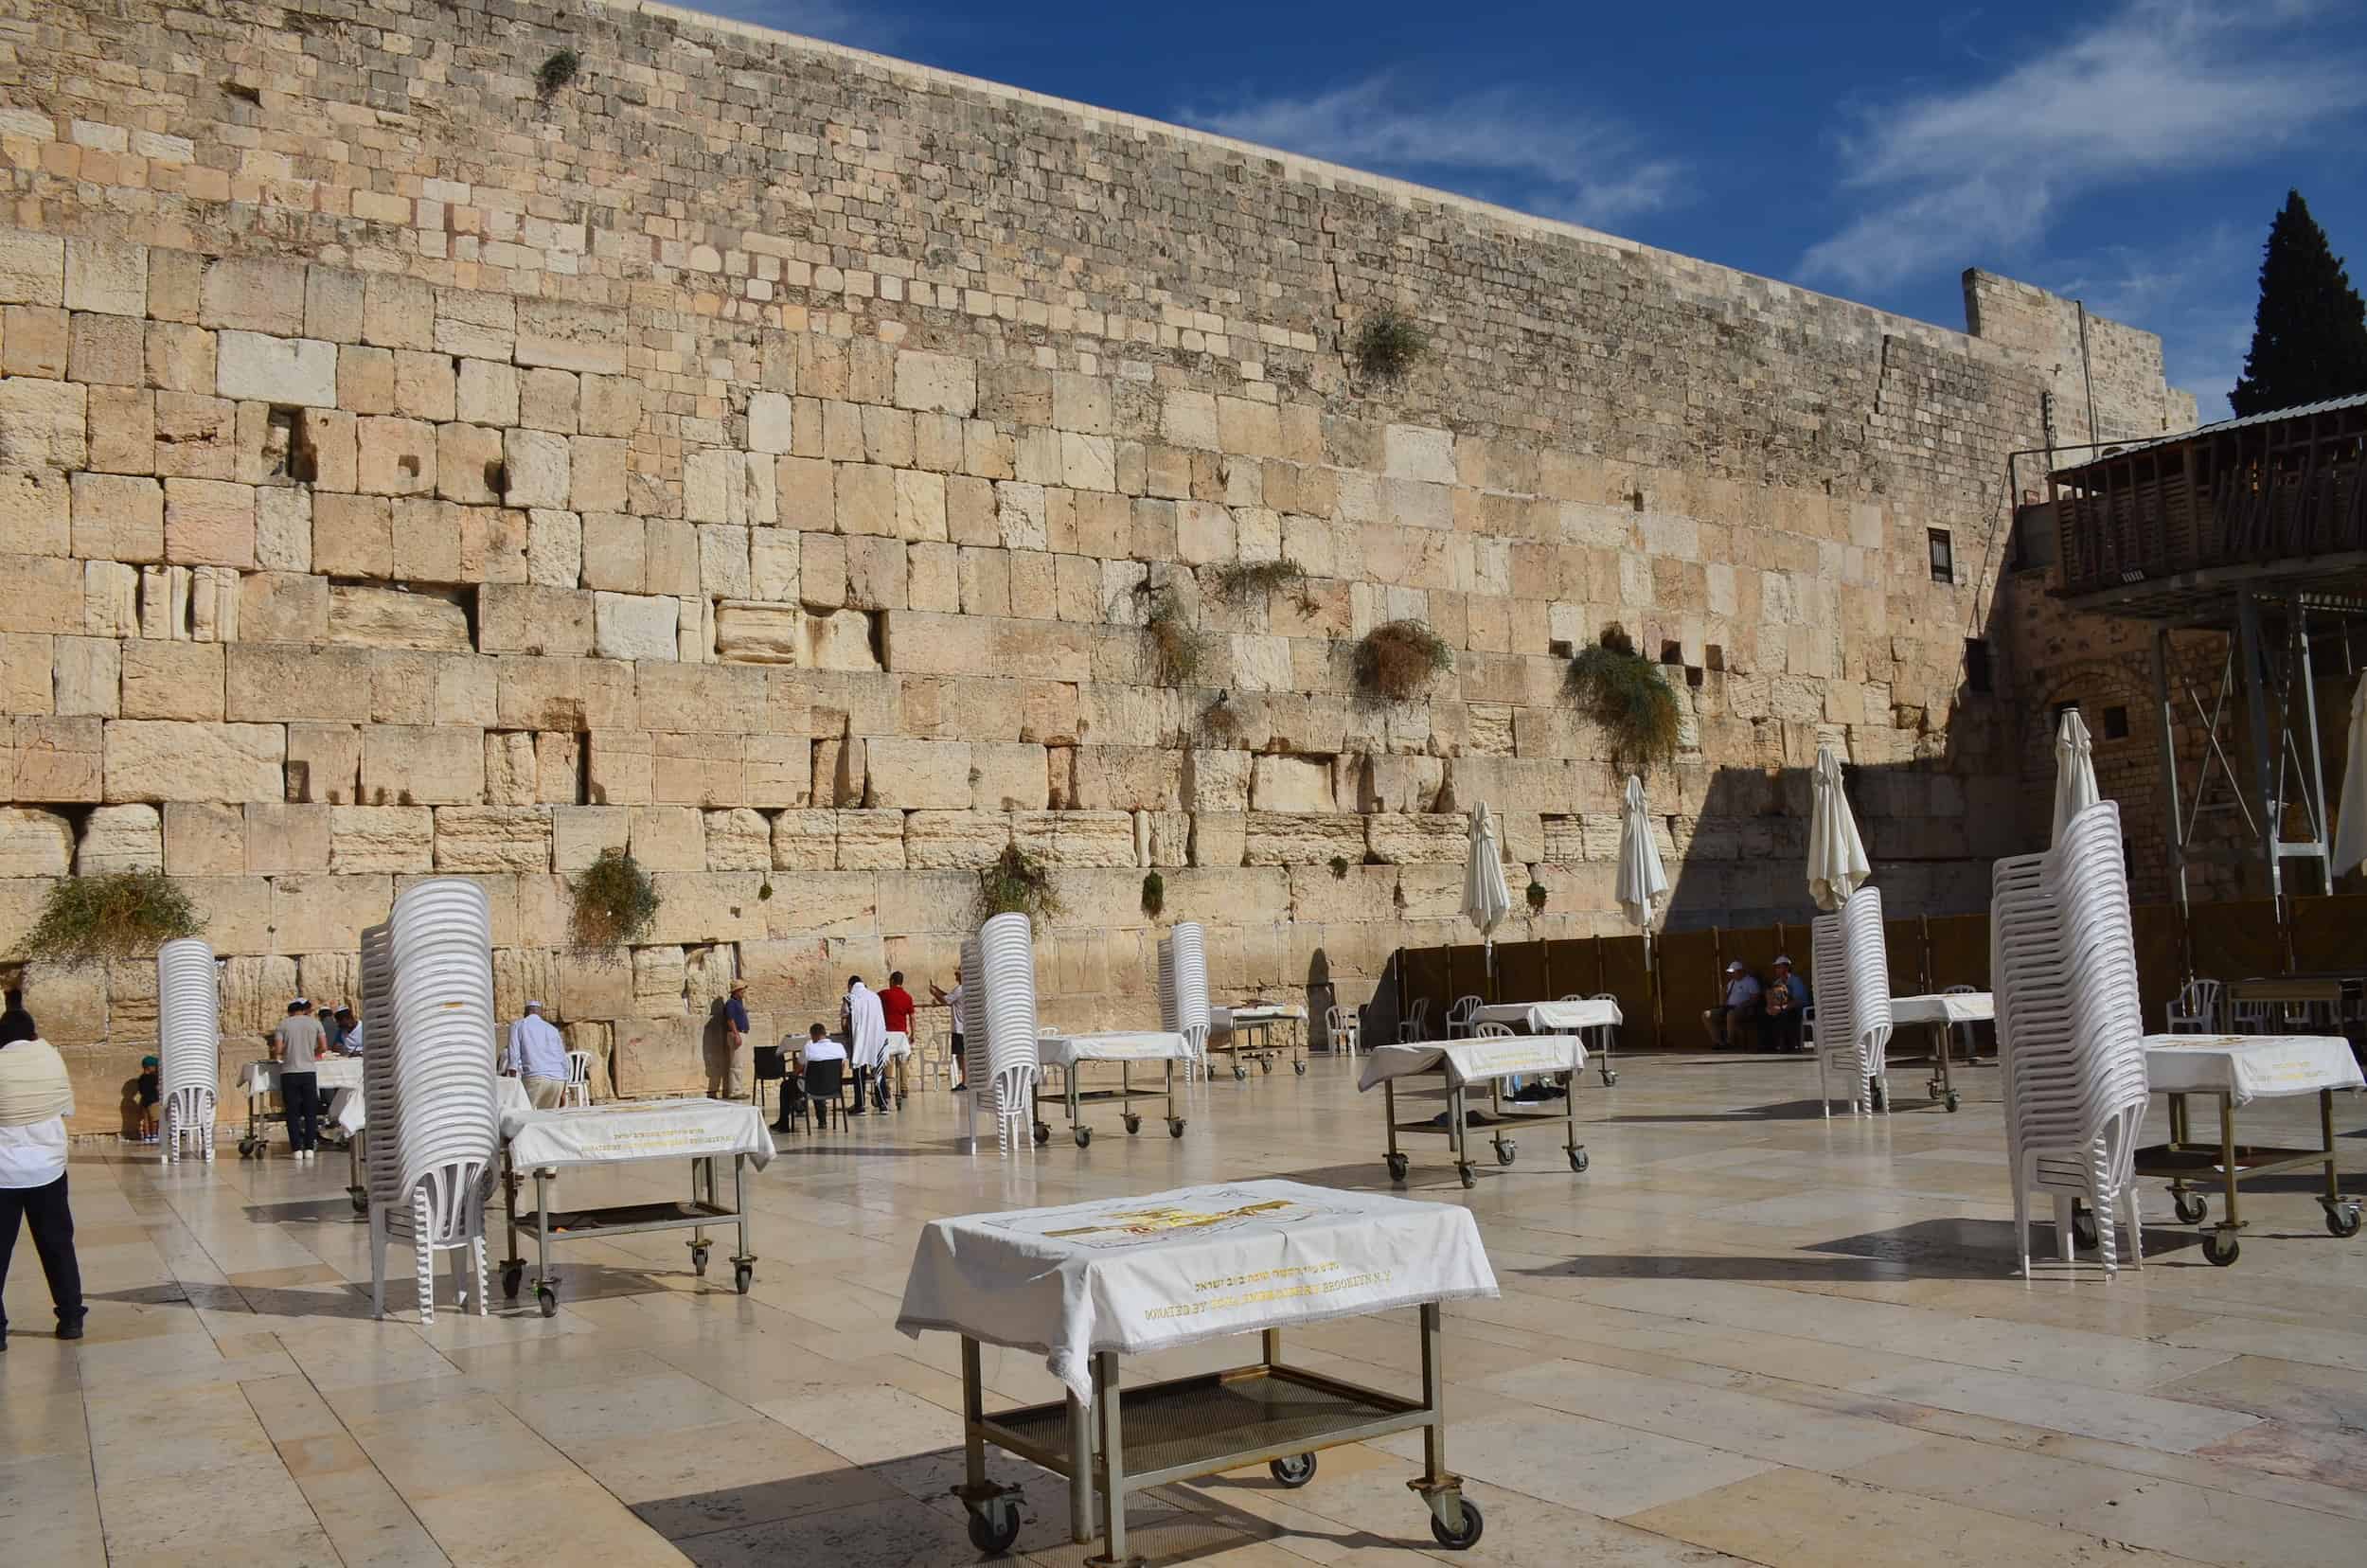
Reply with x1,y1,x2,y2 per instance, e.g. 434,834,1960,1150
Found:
877,971,917,1109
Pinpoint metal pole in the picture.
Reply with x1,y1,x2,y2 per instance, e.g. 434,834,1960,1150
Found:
2294,595,2333,898
2236,591,2283,908
2152,628,2194,976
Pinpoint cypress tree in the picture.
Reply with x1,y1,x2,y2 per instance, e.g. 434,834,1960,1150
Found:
2229,190,2367,417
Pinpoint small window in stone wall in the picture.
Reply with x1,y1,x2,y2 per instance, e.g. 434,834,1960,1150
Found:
1964,638,1991,693
1928,528,1955,585
2103,704,2129,740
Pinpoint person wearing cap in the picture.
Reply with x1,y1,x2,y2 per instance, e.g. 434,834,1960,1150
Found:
135,1055,161,1143
1701,962,1764,1050
1761,955,1810,1052
271,999,327,1159
506,1001,570,1109
708,980,751,1101
332,1006,363,1056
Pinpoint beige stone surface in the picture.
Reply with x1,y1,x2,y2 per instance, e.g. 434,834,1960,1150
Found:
243,801,329,874
328,804,433,872
103,719,283,803
0,804,72,875
359,724,484,806
435,806,554,873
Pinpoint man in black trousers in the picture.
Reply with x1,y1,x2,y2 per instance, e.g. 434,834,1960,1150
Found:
0,1004,84,1349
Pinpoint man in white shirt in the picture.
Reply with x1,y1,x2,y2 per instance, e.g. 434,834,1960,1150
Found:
0,1014,84,1348
505,1001,571,1109
843,975,887,1117
1702,962,1765,1050
772,1024,846,1131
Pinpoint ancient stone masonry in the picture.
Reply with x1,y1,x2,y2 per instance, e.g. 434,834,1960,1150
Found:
0,0,2189,1125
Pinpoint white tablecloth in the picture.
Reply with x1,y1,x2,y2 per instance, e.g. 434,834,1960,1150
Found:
1472,999,1622,1031
330,1074,528,1136
1358,1035,1586,1092
1037,1030,1194,1068
2142,1034,2365,1106
896,1179,1498,1402
240,1058,365,1096
498,1097,776,1170
1214,1004,1306,1030
1891,992,1993,1026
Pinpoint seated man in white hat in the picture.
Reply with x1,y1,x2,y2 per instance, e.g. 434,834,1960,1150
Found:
505,1001,570,1109
1701,961,1763,1050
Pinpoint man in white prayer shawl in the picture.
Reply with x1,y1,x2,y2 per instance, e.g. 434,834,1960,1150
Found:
844,974,888,1116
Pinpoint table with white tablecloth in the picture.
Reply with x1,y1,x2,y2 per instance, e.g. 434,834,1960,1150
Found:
2129,1034,2365,1266
896,1179,1498,1558
1888,991,1993,1112
1358,1035,1591,1187
1469,998,1624,1084
1208,1003,1308,1077
324,1074,531,1213
493,1096,776,1312
1032,1029,1193,1147
234,1057,365,1157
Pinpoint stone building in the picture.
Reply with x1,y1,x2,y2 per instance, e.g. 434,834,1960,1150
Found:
0,0,2195,1127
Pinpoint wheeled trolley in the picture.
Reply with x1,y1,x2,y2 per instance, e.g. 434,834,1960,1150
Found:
235,1057,364,1158
1361,1036,1590,1189
493,1097,774,1315
1471,998,1623,1086
1032,1030,1191,1147
896,1180,1501,1562
331,1077,529,1215
1208,1004,1307,1079
2121,1034,2364,1268
1889,991,1992,1113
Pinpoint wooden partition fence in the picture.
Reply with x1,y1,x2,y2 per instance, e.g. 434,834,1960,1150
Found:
1387,895,2367,1052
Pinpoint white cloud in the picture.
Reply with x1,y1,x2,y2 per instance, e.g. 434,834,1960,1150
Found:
1176,76,1684,231
1801,0,2367,293
2048,224,2262,419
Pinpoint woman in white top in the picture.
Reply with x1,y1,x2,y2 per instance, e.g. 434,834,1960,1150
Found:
0,1007,84,1349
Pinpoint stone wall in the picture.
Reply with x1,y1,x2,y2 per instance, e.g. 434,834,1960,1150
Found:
0,0,2189,1128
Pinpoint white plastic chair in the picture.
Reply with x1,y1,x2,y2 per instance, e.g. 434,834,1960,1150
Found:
2165,978,2221,1035
2230,997,2273,1034
1941,982,1982,1067
1325,1005,1361,1058
1446,995,1482,1039
1398,997,1432,1043
1472,1022,1515,1039
561,1049,593,1108
1586,991,1620,1085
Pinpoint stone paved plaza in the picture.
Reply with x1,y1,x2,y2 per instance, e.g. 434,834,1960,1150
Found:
6,1050,2364,1568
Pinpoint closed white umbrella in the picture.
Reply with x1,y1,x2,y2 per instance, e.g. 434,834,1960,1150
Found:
1615,775,1669,968
1463,802,1512,971
2051,707,2101,844
2332,675,2367,880
1806,745,1871,913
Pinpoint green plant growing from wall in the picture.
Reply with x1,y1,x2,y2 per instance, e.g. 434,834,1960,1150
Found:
569,848,660,950
1140,871,1165,918
977,842,1064,932
1354,619,1452,703
536,46,581,100
1328,854,1351,880
1526,880,1549,914
23,872,203,966
1351,307,1426,382
1209,557,1314,612
1141,584,1219,686
1567,623,1681,772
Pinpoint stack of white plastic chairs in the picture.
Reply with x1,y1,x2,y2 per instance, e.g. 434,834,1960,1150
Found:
1812,886,1894,1116
366,879,501,1322
154,937,220,1164
975,912,1041,1153
1993,801,2148,1275
1157,920,1211,1078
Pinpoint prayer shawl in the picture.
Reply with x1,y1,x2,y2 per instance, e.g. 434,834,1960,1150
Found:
847,981,890,1070
0,1039,74,1127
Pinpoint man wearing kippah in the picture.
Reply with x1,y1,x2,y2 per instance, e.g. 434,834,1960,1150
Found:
506,1002,570,1110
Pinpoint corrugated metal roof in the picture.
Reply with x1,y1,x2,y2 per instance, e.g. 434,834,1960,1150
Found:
2057,391,2367,472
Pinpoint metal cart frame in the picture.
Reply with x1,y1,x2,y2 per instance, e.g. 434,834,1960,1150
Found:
1382,1070,1587,1189
1033,1057,1184,1148
952,1306,1482,1564
2127,1088,2362,1267
496,1148,759,1315
1207,1009,1307,1080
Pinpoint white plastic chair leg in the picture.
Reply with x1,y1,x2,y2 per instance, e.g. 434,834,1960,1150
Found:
414,1187,436,1325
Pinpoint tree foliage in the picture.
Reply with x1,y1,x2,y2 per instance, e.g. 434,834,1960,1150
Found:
2230,189,2367,418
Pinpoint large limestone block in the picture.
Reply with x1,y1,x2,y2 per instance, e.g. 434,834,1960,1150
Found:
238,571,329,645
651,731,744,807
863,737,970,811
0,378,87,468
834,808,905,870
1289,864,1398,925
1073,746,1182,811
594,592,681,661
1012,810,1137,867
881,611,1092,682
329,587,471,654
13,715,103,801
163,802,244,875
894,350,976,417
271,874,390,954
551,805,629,872
104,719,283,803
52,637,118,719
756,870,877,939
355,417,437,497
0,806,71,875
1250,755,1336,813
904,811,1009,870
613,1016,705,1097
359,725,484,806
435,806,553,872
162,477,255,568
479,583,593,657
1243,812,1366,866
329,805,434,871
514,297,628,376
970,741,1050,811
644,871,767,944
68,472,163,562
557,952,633,1020
1364,812,1468,864
632,662,766,734
497,657,635,732
770,811,836,870
702,807,772,871
484,730,537,806
243,802,330,873
0,468,69,558
628,805,704,872
1184,750,1251,811
215,331,336,407
226,644,371,723
742,733,811,810
219,952,300,1041
0,231,63,307
632,945,689,1014
1144,810,1193,867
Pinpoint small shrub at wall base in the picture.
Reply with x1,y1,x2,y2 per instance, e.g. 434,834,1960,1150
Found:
1352,308,1426,381
22,872,204,966
536,47,581,99
1328,854,1350,880
1140,871,1165,918
569,848,660,950
978,843,1064,932
1567,623,1681,771
1354,619,1453,703
1526,881,1549,914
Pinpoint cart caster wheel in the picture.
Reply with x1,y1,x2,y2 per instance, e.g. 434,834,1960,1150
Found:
1261,1058,1273,1074
691,1245,710,1277
1233,1066,1247,1081
349,1190,368,1214
1074,1126,1092,1149
1293,1060,1306,1076
239,1137,258,1159
1494,1139,1516,1167
535,1285,558,1317
2325,1203,2362,1238
1168,1117,1185,1137
502,1263,524,1300
1944,1091,1961,1113
2071,1206,2098,1251
1123,1114,1141,1135
1270,1452,1316,1488
1386,1151,1410,1183
1456,1163,1478,1190
1602,1070,1618,1086
2173,1190,2208,1224
1430,1496,1484,1550
1568,1148,1589,1173
1033,1122,1051,1147
966,1499,1022,1556
1869,1082,1887,1112
2203,1231,2240,1267
735,1261,754,1293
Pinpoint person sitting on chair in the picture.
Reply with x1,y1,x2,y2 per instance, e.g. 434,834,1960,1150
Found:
1759,955,1809,1052
1702,961,1763,1050
772,1024,846,1131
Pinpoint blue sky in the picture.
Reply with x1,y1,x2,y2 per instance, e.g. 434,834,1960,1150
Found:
698,0,2367,420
